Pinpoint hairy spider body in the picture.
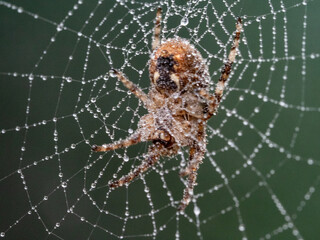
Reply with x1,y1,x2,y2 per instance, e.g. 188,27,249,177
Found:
92,8,242,211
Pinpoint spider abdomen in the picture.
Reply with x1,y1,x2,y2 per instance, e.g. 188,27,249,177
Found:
149,38,210,94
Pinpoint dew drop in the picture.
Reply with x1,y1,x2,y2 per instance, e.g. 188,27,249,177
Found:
194,206,200,216
270,65,275,71
0,232,5,237
239,224,245,232
109,70,117,78
61,182,67,188
180,17,189,26
56,23,64,32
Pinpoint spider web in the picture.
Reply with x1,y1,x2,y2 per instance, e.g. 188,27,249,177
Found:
1,0,320,239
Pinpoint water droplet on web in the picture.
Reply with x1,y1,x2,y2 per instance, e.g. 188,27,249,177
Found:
61,182,67,188
66,77,72,83
56,23,64,32
270,65,275,71
308,159,314,165
17,7,23,13
124,155,129,162
0,232,5,237
128,128,133,134
180,17,189,26
238,224,245,232
28,74,34,80
109,70,117,78
194,205,200,216
15,126,21,131
91,98,96,103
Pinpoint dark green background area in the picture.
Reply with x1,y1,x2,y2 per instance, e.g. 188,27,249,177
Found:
1,0,320,239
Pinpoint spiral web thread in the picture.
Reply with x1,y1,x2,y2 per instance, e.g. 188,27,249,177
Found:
0,0,320,239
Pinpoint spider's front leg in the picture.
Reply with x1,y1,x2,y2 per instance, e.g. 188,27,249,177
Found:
178,121,206,211
178,144,205,211
91,131,142,152
109,142,166,188
92,114,157,152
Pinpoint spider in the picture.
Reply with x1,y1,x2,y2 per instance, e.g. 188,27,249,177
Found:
92,8,242,211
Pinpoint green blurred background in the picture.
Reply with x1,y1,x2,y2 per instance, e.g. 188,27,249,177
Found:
1,0,320,239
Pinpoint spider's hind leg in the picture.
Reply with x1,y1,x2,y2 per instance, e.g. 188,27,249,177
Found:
152,8,162,51
110,69,148,104
214,17,242,104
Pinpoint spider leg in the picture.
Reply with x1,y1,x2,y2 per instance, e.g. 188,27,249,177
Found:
178,121,206,211
178,144,205,211
92,131,141,152
198,89,216,119
109,142,164,188
111,69,148,104
214,18,242,104
152,8,162,51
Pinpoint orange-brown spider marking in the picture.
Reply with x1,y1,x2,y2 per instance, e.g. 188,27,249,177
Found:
92,8,242,212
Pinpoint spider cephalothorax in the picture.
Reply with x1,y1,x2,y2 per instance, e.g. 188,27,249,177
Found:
92,8,242,211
